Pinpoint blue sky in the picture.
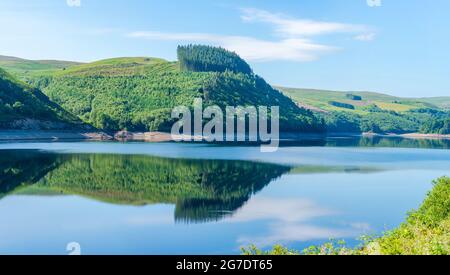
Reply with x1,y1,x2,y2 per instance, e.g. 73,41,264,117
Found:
0,0,449,97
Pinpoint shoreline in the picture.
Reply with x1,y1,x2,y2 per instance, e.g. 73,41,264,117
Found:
362,132,450,140
1,130,450,142
0,130,112,142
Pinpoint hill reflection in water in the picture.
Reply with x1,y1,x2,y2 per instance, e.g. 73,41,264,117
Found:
0,150,291,223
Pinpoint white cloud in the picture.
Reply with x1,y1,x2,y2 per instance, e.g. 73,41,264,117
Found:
129,31,337,62
229,197,369,247
128,8,374,62
223,197,335,223
354,32,376,41
66,0,81,8
240,8,368,37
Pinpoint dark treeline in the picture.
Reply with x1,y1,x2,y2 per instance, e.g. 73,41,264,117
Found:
329,101,355,110
178,45,253,75
346,94,362,101
0,68,82,128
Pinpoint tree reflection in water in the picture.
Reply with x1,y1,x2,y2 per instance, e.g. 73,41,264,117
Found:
0,150,291,223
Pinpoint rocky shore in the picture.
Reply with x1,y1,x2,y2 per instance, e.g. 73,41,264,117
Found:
1,130,449,142
0,130,112,141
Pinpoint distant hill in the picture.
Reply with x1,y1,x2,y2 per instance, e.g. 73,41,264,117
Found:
0,55,82,78
278,87,450,134
14,46,324,133
0,67,86,130
277,87,450,112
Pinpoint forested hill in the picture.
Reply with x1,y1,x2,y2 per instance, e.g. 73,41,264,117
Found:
0,68,85,130
2,46,449,135
19,46,324,133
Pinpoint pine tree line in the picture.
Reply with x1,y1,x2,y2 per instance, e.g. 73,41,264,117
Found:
177,45,253,75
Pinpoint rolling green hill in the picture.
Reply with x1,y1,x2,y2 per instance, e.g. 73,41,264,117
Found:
0,68,86,129
278,87,450,134
20,46,324,133
0,55,82,78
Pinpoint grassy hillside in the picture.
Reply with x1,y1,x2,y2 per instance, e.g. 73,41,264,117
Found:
278,87,450,134
0,68,85,129
0,55,82,78
419,97,450,110
23,46,324,133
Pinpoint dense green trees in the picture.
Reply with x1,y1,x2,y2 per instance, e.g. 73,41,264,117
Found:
178,45,253,74
421,118,450,135
33,72,208,131
321,111,361,133
328,101,355,110
0,68,83,129
203,71,324,132
346,94,362,101
360,112,419,133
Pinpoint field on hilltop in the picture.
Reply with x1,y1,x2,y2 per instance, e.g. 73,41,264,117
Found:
0,55,82,78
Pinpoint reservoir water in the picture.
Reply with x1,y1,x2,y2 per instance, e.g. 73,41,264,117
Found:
0,137,449,254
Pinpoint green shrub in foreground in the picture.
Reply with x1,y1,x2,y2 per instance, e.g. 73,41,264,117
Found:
242,177,450,255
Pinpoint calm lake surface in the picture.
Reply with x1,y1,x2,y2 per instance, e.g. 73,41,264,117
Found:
1,137,449,255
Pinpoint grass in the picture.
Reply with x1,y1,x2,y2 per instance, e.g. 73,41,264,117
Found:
372,101,416,112
242,177,450,255
277,87,448,113
51,57,178,77
0,55,82,78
